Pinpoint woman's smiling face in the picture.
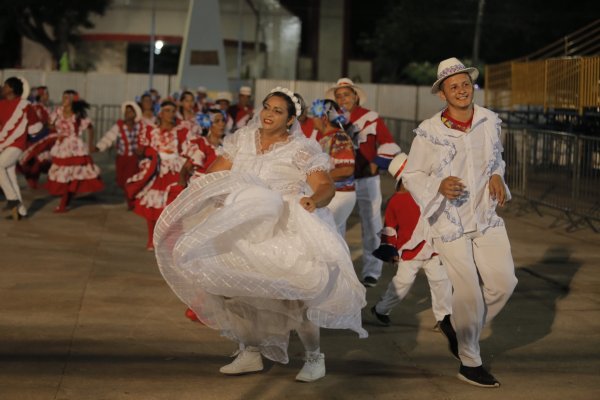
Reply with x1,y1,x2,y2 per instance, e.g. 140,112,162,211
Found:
260,95,292,132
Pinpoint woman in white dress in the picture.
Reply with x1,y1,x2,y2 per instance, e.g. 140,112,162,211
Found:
154,87,367,382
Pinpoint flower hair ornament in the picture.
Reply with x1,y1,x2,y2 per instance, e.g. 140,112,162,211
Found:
270,86,302,117
196,113,212,129
311,99,348,128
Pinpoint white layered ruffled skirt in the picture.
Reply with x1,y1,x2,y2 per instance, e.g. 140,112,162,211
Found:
154,171,367,363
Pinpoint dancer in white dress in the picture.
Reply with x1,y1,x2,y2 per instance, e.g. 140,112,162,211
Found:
154,87,367,382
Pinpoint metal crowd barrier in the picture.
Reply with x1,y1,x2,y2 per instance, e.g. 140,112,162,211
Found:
384,117,600,232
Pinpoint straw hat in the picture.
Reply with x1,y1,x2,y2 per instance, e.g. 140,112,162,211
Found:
325,78,367,105
239,86,252,96
431,57,479,94
388,152,408,182
215,91,232,103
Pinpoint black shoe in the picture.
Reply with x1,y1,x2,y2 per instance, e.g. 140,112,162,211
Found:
438,314,459,361
370,306,391,326
458,364,500,388
362,276,378,287
3,200,19,211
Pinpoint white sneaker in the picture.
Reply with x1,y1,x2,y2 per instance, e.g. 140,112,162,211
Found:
295,352,325,382
219,346,263,375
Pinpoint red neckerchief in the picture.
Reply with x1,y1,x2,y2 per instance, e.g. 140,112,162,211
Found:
441,108,473,133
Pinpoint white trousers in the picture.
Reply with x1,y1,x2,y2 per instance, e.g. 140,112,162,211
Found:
0,147,23,202
433,226,517,367
375,256,452,322
355,175,383,280
327,190,357,237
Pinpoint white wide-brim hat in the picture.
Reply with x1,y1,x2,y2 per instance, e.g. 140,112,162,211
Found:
215,91,232,103
239,86,252,96
121,100,143,121
325,78,367,105
431,57,479,94
388,152,409,182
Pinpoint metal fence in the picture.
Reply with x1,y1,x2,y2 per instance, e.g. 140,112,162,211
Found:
485,57,600,114
383,117,600,231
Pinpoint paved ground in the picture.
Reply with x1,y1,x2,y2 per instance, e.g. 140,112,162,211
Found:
1,152,599,400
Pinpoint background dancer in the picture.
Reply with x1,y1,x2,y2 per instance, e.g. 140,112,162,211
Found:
95,101,144,209
311,98,356,237
18,86,56,189
0,77,42,220
326,78,400,287
126,100,190,250
45,90,104,213
370,152,452,328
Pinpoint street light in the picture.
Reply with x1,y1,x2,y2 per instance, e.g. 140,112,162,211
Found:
154,40,164,55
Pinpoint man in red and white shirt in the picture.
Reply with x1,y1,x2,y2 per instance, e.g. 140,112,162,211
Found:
326,78,400,287
0,77,42,219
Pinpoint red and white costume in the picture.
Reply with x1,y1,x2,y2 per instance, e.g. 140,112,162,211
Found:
372,190,452,322
96,120,144,189
227,103,253,132
319,127,355,236
347,105,400,281
18,102,57,188
166,135,219,206
182,136,218,180
0,97,42,214
301,118,320,141
127,124,190,221
44,107,104,196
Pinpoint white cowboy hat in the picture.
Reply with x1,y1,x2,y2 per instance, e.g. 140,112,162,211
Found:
215,91,232,103
121,100,143,121
431,57,479,94
388,152,408,182
325,78,367,105
196,86,207,93
239,86,252,96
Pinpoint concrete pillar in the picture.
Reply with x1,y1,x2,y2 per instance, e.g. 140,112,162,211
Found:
317,0,344,81
177,0,228,91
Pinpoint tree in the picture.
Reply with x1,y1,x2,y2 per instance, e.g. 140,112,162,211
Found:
0,0,110,69
360,0,597,84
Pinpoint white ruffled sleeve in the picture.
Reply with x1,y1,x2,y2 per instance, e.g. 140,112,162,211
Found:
221,130,241,161
293,138,331,176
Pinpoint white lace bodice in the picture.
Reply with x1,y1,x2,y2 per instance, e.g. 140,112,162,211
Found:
222,127,330,196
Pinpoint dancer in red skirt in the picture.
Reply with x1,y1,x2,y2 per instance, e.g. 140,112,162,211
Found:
45,90,104,213
95,101,144,209
126,100,191,250
18,86,57,188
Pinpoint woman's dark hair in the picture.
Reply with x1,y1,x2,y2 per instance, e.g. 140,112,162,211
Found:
322,99,343,124
35,86,48,102
263,92,295,120
179,91,195,114
201,108,224,136
63,89,89,119
4,77,24,97
160,100,177,109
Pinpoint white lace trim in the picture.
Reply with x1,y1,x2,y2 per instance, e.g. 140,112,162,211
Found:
255,130,293,155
